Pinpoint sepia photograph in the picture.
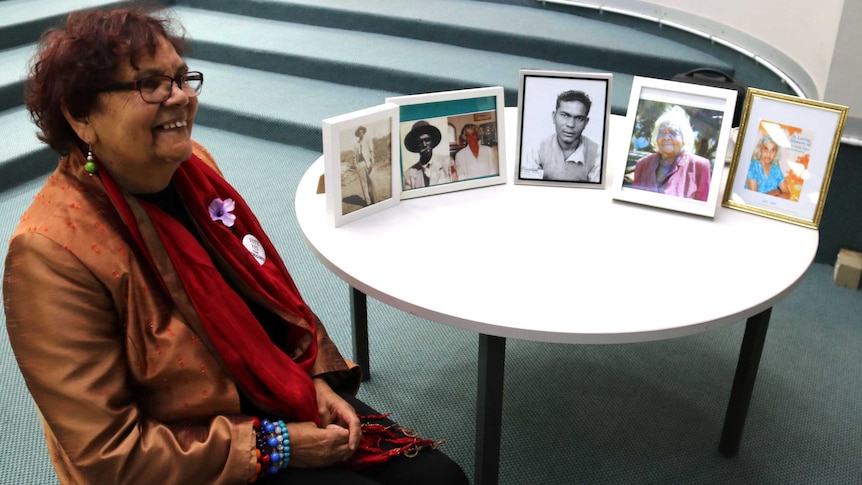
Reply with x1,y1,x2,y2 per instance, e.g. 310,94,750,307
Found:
322,103,400,226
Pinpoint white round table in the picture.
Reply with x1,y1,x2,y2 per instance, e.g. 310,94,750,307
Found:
295,110,818,485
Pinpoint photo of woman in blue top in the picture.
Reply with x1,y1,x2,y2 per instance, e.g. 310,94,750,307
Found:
745,134,790,198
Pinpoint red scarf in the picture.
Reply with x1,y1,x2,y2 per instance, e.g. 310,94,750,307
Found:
101,153,320,422
99,153,438,468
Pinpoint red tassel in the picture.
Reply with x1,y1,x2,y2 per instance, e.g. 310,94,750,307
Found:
347,414,444,470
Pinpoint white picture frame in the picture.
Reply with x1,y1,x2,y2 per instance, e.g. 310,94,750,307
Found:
322,103,400,227
611,76,738,218
386,86,507,199
515,69,612,188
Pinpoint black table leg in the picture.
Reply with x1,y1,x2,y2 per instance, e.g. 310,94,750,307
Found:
350,286,370,381
719,306,771,457
475,334,506,485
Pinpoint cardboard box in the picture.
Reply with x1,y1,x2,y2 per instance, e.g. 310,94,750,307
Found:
834,249,862,289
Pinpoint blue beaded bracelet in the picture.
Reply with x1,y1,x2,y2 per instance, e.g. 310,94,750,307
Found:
253,417,291,476
277,420,290,469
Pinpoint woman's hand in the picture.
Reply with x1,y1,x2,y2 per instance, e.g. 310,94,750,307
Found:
313,378,361,451
283,379,362,468
285,421,354,468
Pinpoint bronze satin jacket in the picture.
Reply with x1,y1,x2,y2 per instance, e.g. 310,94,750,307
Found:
3,142,360,484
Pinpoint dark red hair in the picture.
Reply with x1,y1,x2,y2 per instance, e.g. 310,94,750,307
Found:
25,7,189,153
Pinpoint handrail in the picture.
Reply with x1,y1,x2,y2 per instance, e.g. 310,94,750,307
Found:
538,0,805,98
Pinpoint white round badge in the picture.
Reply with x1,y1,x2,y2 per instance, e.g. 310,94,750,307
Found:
242,234,266,266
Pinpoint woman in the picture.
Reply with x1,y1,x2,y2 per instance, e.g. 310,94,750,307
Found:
3,7,467,485
745,135,790,197
632,105,711,201
454,124,497,181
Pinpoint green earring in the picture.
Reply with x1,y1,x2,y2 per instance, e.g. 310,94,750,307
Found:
84,147,97,176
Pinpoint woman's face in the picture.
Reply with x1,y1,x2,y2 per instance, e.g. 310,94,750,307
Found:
465,128,480,149
84,36,197,193
655,122,684,158
760,141,778,164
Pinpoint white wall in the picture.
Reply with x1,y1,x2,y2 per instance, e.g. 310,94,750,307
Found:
824,0,862,140
641,0,844,100
547,0,859,138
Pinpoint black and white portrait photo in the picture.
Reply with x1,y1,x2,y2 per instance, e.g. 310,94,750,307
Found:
516,70,611,188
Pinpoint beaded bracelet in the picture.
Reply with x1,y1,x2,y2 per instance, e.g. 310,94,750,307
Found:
249,417,291,483
277,420,291,470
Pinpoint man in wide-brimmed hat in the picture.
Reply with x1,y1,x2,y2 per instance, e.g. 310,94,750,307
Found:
402,120,453,189
353,125,376,204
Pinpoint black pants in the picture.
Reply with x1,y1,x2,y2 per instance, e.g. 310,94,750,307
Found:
262,394,470,485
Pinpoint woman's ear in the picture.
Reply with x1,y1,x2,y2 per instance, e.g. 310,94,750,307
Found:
61,105,95,145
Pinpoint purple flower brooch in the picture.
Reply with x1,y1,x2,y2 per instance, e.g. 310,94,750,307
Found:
208,198,236,228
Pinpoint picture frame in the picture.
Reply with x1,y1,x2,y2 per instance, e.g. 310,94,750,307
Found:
611,76,738,217
322,103,400,227
386,86,507,199
514,69,612,188
721,88,849,229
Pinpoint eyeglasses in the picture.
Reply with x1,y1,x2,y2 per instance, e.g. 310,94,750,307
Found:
100,71,204,103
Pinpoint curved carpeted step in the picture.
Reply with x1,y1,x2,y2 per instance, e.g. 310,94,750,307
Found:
175,0,733,82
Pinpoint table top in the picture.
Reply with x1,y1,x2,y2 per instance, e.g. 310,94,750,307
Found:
295,109,818,344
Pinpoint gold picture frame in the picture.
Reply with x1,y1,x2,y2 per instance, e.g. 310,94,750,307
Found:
722,88,849,229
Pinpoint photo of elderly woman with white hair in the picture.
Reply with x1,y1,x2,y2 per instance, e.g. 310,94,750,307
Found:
631,105,712,201
745,134,791,198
